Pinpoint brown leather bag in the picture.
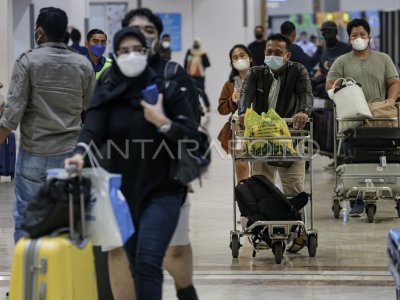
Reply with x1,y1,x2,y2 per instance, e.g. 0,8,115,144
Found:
217,122,232,153
364,99,399,128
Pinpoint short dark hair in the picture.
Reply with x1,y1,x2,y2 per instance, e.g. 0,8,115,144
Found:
70,29,81,42
280,21,296,36
87,29,107,42
254,25,264,32
36,7,68,42
121,8,163,36
347,18,371,36
266,33,292,50
161,34,170,39
228,44,253,82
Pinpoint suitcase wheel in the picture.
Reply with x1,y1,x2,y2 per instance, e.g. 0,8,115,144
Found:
230,234,241,258
366,204,376,223
272,241,284,264
332,198,341,219
307,234,318,257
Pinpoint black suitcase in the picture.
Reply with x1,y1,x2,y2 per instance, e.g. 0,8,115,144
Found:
0,131,16,178
343,127,400,163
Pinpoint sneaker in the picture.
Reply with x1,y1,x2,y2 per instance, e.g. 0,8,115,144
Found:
286,234,307,253
323,162,334,170
349,200,365,217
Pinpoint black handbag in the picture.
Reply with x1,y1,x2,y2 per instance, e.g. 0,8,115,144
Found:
21,176,91,238
171,128,211,186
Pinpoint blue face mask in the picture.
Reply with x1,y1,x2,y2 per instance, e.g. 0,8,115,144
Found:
90,44,106,57
264,55,285,70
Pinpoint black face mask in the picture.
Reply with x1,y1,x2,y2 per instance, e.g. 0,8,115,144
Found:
193,44,200,49
322,31,336,40
255,32,263,40
322,30,337,47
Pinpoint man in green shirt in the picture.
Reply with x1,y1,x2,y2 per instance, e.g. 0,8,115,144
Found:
85,29,112,79
326,18,400,216
326,18,399,103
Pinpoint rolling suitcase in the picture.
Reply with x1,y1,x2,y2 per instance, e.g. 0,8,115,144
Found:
343,127,400,163
0,131,16,178
387,228,400,299
9,166,98,300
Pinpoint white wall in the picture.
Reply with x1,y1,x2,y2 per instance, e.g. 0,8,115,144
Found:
32,0,86,38
340,0,399,11
13,0,31,61
1,0,14,93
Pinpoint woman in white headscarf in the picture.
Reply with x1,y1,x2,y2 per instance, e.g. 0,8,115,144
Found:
184,38,211,111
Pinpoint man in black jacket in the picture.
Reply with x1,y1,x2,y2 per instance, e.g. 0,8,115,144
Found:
239,33,313,196
239,33,313,253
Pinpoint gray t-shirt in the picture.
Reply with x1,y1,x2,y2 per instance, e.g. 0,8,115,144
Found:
327,50,399,101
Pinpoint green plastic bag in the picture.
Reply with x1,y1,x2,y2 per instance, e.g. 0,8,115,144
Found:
243,108,296,156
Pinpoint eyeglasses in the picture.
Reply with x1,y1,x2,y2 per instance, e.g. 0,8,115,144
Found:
116,46,147,56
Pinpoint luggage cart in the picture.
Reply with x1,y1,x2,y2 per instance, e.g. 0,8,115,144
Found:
229,118,318,264
332,105,400,222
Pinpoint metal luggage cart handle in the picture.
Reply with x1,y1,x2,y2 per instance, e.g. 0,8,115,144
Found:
244,220,305,233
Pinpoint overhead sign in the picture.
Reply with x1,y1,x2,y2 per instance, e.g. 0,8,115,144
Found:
157,13,182,52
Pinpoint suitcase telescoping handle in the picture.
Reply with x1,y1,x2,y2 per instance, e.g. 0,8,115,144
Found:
66,163,86,241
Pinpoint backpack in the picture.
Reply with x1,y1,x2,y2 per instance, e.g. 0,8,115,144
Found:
21,176,91,238
164,61,211,184
164,61,207,125
235,175,308,225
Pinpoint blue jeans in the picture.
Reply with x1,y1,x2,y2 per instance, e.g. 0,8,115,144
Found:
13,149,72,242
124,193,183,300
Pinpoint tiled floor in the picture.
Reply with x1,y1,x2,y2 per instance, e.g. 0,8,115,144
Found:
1,111,399,299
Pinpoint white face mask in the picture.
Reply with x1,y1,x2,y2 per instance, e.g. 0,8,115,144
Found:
34,28,42,45
114,52,147,77
351,37,369,51
162,41,170,48
233,58,250,71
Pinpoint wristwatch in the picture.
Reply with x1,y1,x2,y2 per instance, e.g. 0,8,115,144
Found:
159,121,172,133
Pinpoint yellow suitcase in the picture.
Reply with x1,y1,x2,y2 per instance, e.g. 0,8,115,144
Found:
9,235,98,300
9,166,98,300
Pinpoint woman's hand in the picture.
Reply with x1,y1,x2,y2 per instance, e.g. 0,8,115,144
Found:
64,153,85,173
140,93,170,128
232,89,240,103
